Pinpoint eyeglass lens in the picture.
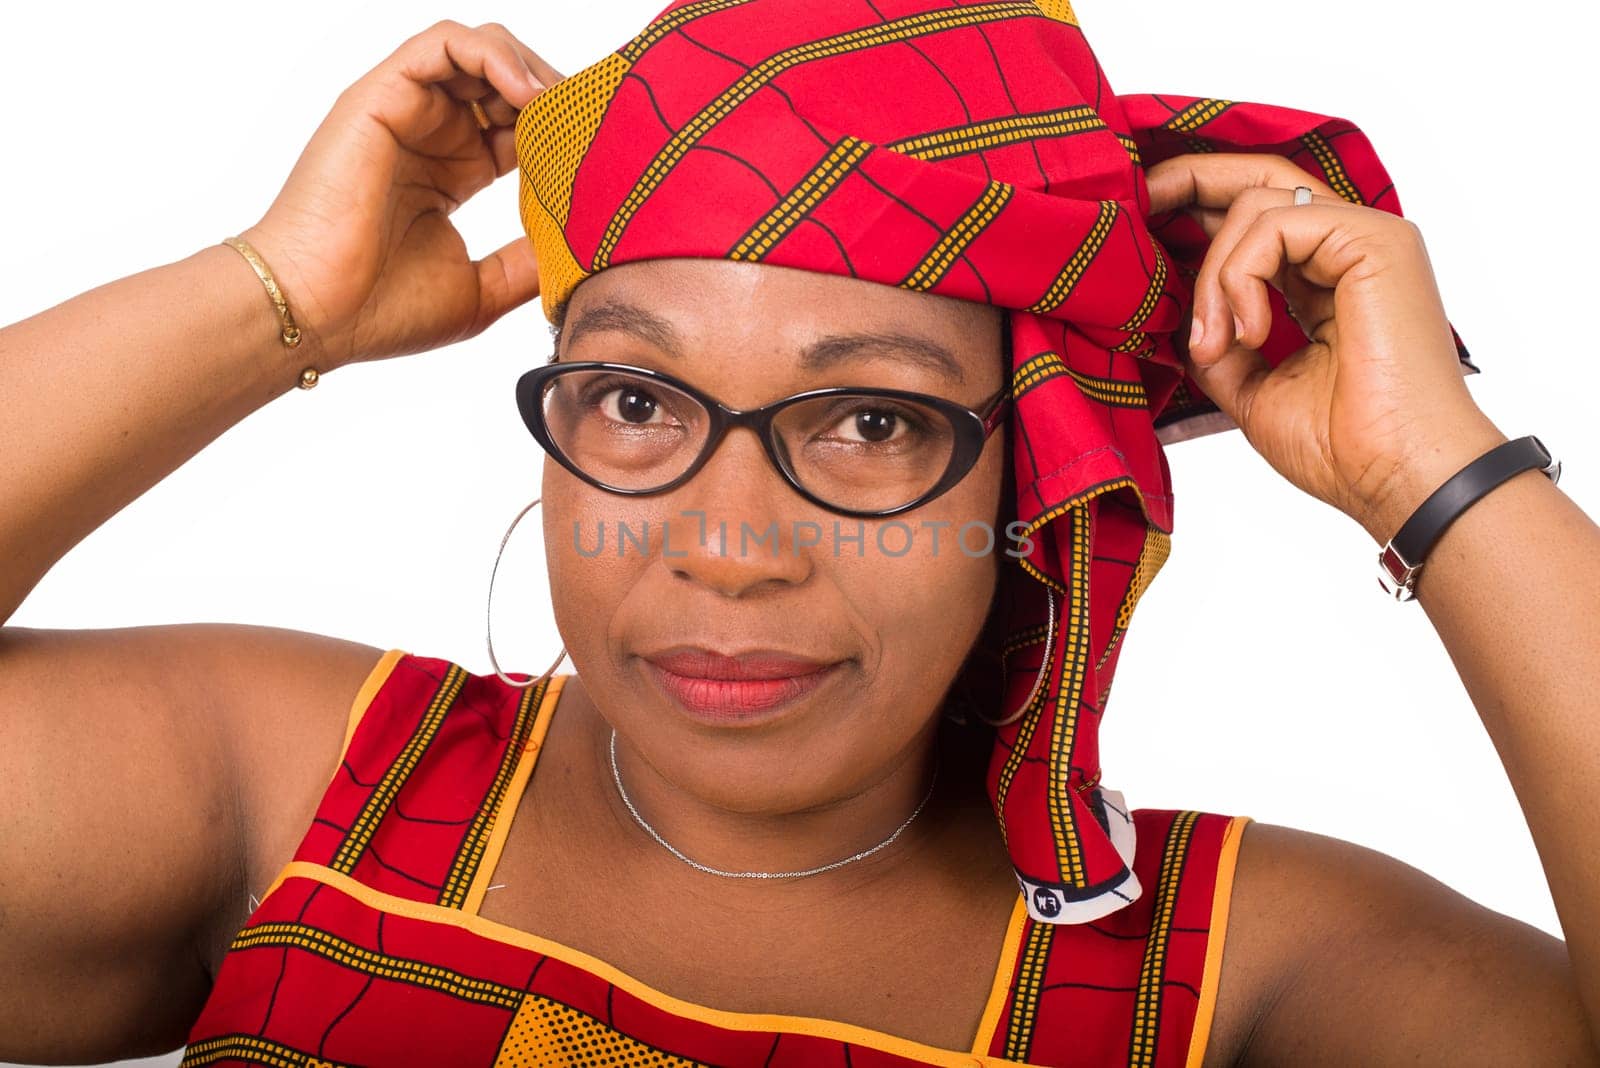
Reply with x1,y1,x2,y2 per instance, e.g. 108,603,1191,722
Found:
538,368,962,513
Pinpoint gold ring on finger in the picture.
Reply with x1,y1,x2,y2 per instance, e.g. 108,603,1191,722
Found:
468,98,492,131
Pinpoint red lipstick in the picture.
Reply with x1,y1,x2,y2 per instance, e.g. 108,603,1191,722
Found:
641,648,844,724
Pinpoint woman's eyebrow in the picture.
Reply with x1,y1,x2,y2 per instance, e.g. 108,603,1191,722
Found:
564,299,964,383
563,300,685,356
799,332,965,384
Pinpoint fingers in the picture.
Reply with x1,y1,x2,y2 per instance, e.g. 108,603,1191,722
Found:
476,235,543,326
476,21,566,90
1279,270,1336,347
397,20,544,108
1184,336,1270,433
484,125,520,179
1145,152,1341,216
350,20,551,155
1189,189,1373,365
1145,152,1357,362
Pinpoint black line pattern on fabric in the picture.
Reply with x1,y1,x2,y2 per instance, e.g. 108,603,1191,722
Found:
1013,389,1050,510
363,840,445,891
853,161,941,236
668,26,863,276
331,664,466,875
802,218,858,275
695,143,783,197
431,686,504,736
240,925,525,1010
617,0,757,64
1039,978,1202,998
440,678,548,910
1127,812,1198,1066
974,23,1051,193
258,882,322,1036
513,983,717,1063
729,138,874,263
321,972,373,1053
392,799,475,827
340,761,380,788
674,24,747,70
593,2,1041,269
865,0,993,183
625,71,676,135
899,180,1011,292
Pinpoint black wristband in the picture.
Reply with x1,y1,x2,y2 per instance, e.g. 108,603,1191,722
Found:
1377,434,1561,601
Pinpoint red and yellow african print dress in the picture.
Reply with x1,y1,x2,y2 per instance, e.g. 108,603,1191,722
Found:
182,650,1250,1067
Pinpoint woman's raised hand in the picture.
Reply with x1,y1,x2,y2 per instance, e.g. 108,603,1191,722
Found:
1145,153,1507,545
239,21,563,371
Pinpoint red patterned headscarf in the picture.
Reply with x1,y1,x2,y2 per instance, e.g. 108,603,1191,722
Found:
514,0,1475,925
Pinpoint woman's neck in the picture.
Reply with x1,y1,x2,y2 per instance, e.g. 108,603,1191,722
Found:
567,672,995,910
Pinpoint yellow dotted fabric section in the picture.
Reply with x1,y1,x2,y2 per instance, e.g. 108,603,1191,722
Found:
887,105,1103,162
1118,526,1171,634
1031,0,1079,24
515,51,633,323
494,995,711,1067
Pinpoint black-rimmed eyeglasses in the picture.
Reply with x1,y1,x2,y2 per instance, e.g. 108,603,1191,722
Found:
515,361,1010,518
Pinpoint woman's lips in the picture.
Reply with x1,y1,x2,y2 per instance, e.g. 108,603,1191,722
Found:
641,649,844,723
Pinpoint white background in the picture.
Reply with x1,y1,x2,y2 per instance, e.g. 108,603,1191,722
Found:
2,2,1592,1065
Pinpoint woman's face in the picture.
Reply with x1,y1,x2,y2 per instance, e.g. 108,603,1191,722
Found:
542,257,1006,815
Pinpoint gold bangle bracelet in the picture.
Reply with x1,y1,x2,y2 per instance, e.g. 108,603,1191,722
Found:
221,235,321,390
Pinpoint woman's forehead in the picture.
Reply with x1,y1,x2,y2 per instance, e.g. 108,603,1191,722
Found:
559,258,1004,383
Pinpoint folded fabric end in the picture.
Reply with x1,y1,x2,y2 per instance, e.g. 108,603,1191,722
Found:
1013,785,1143,925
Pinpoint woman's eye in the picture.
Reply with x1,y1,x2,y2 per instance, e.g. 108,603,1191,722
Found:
830,406,910,444
598,386,666,425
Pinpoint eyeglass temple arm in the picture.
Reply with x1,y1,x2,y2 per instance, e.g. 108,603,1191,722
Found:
981,388,1012,434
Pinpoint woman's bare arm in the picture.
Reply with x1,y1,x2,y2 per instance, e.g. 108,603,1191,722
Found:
1149,149,1600,1066
0,20,556,1060
0,242,319,622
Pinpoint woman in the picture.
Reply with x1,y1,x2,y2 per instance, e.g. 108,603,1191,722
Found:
1,5,1596,1068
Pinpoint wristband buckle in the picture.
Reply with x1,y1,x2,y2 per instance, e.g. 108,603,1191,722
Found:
1375,542,1423,601
1375,435,1561,601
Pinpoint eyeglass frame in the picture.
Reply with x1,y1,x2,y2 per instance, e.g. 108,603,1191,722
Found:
515,360,1012,519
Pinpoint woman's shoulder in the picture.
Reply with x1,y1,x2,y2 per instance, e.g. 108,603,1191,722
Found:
1198,819,1587,1066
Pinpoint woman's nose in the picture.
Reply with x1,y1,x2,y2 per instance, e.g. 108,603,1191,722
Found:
659,427,814,596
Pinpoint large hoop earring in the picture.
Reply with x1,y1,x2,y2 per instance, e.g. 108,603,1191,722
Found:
486,495,569,689
975,589,1056,727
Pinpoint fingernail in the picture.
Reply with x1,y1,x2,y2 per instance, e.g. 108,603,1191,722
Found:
522,62,544,94
1232,314,1245,340
1188,316,1204,350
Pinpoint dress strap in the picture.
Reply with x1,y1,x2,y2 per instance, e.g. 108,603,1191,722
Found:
290,652,567,909
982,808,1251,1068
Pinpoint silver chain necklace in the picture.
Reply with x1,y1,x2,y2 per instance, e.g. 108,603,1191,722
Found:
608,728,939,879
